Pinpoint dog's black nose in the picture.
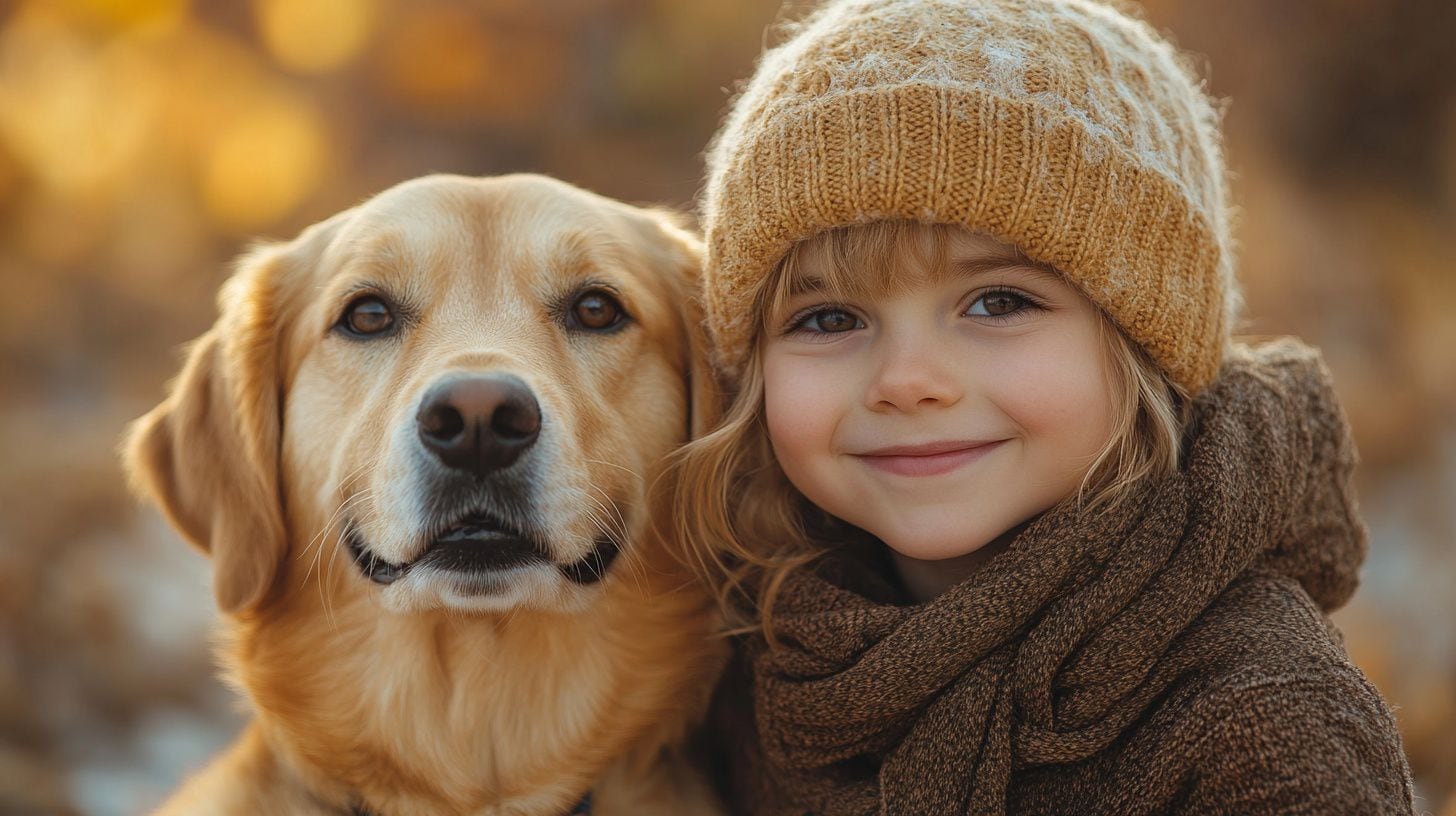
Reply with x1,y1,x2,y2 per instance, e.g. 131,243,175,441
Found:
417,374,541,475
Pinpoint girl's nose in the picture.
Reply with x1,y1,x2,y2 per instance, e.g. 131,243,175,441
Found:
864,331,963,412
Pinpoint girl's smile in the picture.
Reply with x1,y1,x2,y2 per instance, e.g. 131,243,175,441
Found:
852,438,1008,477
761,227,1119,566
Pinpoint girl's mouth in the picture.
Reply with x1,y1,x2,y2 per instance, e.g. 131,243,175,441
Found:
853,439,1006,477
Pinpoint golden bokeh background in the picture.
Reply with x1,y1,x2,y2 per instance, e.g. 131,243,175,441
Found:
0,1,1452,813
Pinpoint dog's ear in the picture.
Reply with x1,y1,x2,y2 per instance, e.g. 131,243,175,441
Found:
683,283,723,440
124,245,290,616
636,208,723,440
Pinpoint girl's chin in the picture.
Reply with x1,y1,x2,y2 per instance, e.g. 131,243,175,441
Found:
873,513,1035,564
877,531,998,563
864,502,1052,563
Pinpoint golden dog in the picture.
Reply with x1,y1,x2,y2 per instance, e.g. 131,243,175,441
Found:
124,174,725,815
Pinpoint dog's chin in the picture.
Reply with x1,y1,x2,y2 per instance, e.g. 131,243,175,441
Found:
343,515,621,615
383,562,597,614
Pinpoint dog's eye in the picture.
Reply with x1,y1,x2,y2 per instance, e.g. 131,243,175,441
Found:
568,290,627,332
340,295,395,337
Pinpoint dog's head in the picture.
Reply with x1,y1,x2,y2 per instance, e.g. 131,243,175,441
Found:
125,174,716,617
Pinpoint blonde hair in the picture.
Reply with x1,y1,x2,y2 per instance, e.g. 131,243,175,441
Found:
672,222,1191,637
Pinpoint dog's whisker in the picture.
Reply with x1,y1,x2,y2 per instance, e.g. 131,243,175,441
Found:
584,483,631,543
582,486,652,597
584,485,648,588
321,526,350,633
299,485,374,566
579,501,621,560
312,536,335,628
318,491,379,632
311,459,379,558
581,493,629,555
303,497,353,601
582,457,644,483
621,541,652,597
301,489,374,604
588,483,640,559
595,498,646,591
333,458,375,501
304,490,373,567
338,458,377,494
581,498,648,596
306,521,334,595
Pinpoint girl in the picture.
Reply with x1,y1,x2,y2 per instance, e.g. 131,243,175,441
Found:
675,0,1416,813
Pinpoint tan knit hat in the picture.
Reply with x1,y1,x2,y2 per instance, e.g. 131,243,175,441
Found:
701,0,1239,395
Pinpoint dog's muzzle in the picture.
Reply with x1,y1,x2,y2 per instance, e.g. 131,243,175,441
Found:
344,371,622,590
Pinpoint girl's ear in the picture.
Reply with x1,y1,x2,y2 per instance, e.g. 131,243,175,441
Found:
123,245,290,616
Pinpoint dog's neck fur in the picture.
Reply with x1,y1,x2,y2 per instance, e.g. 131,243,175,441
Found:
223,539,721,815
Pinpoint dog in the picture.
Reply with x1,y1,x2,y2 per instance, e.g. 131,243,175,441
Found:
124,174,726,815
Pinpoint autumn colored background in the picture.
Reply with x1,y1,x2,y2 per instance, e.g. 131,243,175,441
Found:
0,0,1452,813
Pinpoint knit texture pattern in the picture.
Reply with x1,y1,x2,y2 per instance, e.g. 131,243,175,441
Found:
707,339,1415,815
701,0,1238,394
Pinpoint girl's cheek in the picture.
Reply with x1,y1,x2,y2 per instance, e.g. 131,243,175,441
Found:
763,359,810,434
1008,356,1101,426
763,349,840,469
993,328,1116,469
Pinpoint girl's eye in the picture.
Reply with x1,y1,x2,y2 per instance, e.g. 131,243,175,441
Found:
809,309,859,332
787,307,863,335
966,289,1040,319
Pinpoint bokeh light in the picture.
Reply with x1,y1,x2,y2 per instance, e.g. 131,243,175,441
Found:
254,0,375,75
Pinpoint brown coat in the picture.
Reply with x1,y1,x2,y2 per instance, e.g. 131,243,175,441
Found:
704,341,1415,815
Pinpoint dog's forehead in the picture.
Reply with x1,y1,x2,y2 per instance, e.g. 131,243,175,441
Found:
296,175,686,348
332,175,651,283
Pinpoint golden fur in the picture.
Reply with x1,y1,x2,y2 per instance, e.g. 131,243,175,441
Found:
124,174,726,815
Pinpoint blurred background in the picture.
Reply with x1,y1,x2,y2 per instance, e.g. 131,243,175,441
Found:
0,0,1451,813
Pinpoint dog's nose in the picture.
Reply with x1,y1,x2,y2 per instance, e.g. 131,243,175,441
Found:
417,374,541,475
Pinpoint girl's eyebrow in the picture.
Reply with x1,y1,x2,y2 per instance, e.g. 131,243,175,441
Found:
950,252,1063,282
785,249,1064,296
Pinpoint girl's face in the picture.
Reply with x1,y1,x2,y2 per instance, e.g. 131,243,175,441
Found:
762,228,1116,563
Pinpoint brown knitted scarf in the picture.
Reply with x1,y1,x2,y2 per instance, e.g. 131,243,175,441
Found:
746,339,1366,815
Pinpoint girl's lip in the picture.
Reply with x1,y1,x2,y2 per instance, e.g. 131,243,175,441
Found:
852,439,1006,477
856,439,1003,457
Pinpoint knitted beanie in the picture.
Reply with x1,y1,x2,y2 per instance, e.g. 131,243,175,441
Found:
701,0,1238,395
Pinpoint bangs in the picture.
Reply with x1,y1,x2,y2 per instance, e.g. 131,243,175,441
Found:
760,221,1056,327
765,221,950,322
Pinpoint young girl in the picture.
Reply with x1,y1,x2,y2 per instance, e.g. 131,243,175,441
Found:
676,0,1416,813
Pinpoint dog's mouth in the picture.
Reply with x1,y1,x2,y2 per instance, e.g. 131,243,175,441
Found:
344,512,621,588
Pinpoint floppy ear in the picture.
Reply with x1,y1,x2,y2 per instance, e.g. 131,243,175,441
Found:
637,208,723,440
684,284,723,440
124,246,289,616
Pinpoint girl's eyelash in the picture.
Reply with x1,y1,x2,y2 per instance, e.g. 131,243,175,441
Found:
780,303,860,337
966,287,1048,321
778,288,1046,337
